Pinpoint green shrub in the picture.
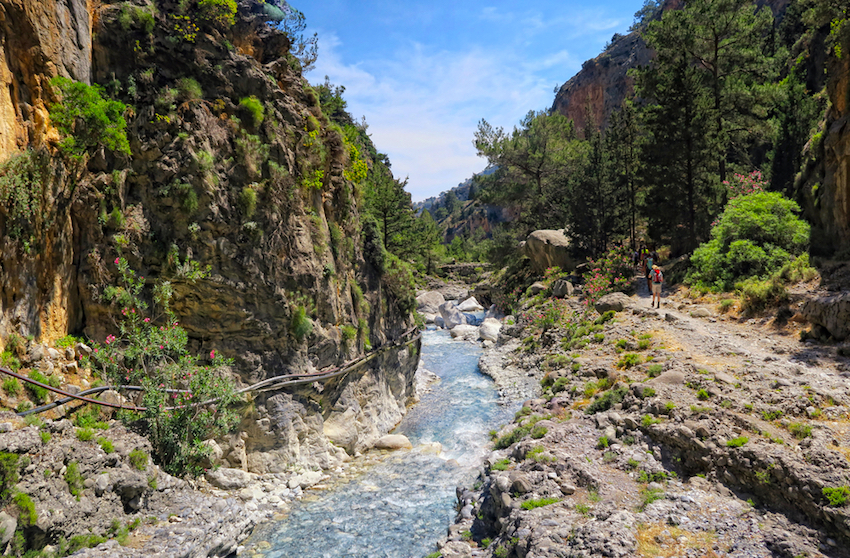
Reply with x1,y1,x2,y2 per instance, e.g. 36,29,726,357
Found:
762,409,783,421
530,425,548,439
27,370,51,404
239,186,258,218
117,3,155,33
340,324,357,342
491,458,511,471
291,305,313,341
521,497,560,510
13,491,37,525
49,77,131,160
97,437,115,454
641,414,660,426
67,533,108,553
40,431,51,444
640,387,656,399
198,0,237,27
2,376,20,396
77,427,94,441
0,452,20,503
129,449,148,471
55,334,81,349
586,385,628,414
176,77,203,101
597,436,609,449
617,353,642,369
0,149,49,243
239,96,265,127
696,388,710,401
726,436,749,447
65,461,84,496
739,275,789,313
823,486,850,507
687,192,810,291
788,422,812,439
639,487,665,510
647,364,663,378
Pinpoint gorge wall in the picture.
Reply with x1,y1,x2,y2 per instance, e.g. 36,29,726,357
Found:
0,0,419,471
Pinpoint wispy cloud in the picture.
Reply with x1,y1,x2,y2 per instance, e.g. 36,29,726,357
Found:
309,32,559,201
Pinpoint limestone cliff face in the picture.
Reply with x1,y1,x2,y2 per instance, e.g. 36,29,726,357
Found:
0,0,419,471
551,0,791,132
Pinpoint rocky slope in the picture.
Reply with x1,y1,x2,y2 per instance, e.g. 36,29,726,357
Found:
438,279,850,558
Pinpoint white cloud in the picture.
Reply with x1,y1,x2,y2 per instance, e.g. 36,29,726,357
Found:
308,31,563,201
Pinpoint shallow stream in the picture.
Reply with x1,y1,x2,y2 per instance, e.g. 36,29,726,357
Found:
247,328,515,557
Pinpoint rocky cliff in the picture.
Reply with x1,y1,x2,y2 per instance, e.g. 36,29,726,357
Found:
0,0,419,474
800,26,850,257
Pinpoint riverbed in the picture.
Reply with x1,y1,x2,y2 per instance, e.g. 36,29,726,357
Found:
244,328,516,558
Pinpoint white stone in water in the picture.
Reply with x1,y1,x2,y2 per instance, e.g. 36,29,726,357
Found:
479,318,502,342
374,434,412,450
450,325,479,341
457,297,484,312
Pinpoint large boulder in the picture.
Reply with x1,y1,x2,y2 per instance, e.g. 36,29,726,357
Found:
479,318,502,342
594,292,634,314
374,434,412,450
522,230,575,273
450,324,480,341
457,296,485,312
416,291,446,314
801,293,850,341
551,279,574,298
438,301,467,329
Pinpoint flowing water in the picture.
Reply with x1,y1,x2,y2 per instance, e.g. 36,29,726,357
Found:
248,328,516,558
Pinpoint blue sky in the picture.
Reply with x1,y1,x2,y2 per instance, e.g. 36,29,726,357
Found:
298,1,646,201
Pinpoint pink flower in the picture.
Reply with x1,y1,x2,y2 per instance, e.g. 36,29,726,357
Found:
210,350,215,360
144,317,150,323
114,257,120,264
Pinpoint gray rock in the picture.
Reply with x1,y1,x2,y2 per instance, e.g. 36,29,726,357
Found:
457,297,485,312
479,318,502,342
650,371,685,386
438,302,467,329
416,291,446,314
374,434,412,450
690,307,712,318
528,282,546,295
111,469,149,502
75,343,92,357
206,467,254,490
47,348,62,360
28,344,45,362
435,316,445,328
0,511,15,546
523,230,575,273
450,324,480,341
551,279,574,298
664,313,678,322
595,292,633,313
801,292,850,340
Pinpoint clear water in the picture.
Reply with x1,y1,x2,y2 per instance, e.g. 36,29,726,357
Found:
249,328,516,558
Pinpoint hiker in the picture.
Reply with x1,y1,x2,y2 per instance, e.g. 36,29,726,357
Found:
644,251,654,290
650,264,663,308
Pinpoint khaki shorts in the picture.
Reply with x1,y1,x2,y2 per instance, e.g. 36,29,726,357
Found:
651,282,662,295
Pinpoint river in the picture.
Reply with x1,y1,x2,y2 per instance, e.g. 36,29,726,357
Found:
245,328,516,558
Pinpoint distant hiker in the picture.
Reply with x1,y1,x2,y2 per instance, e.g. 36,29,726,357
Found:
633,249,639,269
650,249,659,264
650,264,663,308
644,253,654,290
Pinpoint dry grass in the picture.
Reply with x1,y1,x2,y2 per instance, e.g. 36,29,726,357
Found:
636,523,717,558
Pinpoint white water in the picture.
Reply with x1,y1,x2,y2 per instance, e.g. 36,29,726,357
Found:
247,328,516,558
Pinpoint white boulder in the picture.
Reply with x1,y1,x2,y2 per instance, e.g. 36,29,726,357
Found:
457,296,485,312
438,302,467,329
479,318,502,342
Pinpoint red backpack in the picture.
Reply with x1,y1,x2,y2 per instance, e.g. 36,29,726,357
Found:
652,269,663,283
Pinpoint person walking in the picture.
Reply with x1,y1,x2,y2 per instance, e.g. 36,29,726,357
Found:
650,264,663,308
644,252,654,291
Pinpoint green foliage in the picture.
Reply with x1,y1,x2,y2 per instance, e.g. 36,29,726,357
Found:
788,422,812,439
696,389,710,401
639,487,665,510
688,192,810,291
13,491,36,526
55,334,81,349
647,364,663,378
129,449,148,471
642,414,661,427
239,96,265,127
117,3,155,33
26,370,51,404
0,149,48,243
98,437,115,454
198,0,237,27
49,76,131,160
726,436,749,448
530,425,548,439
0,452,19,503
1,353,20,373
521,497,560,510
76,428,94,442
88,257,238,477
640,387,657,399
617,353,642,369
176,77,203,101
65,461,84,496
67,533,108,553
597,436,609,449
494,415,547,449
823,486,850,507
583,244,634,306
491,458,511,471
239,186,258,218
586,385,629,414
291,305,313,341
39,431,51,444
383,254,416,315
